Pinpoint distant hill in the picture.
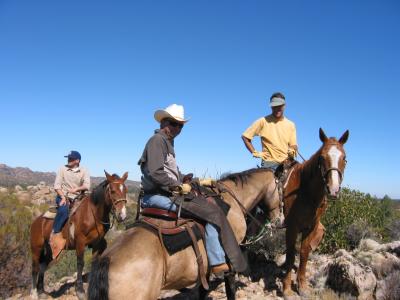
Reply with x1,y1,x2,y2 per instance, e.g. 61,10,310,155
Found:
0,163,140,193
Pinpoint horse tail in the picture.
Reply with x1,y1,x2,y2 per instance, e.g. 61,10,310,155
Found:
88,256,110,300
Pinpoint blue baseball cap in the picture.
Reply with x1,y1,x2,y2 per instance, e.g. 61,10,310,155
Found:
64,150,81,161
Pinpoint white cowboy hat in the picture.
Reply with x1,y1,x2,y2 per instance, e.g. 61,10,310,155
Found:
154,104,189,123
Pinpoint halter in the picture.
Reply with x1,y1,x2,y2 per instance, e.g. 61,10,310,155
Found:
105,181,127,218
318,155,346,193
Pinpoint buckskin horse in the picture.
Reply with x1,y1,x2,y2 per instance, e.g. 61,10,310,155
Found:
281,128,349,298
30,171,128,300
88,168,282,300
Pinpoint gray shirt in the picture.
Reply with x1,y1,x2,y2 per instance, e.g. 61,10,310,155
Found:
138,130,183,193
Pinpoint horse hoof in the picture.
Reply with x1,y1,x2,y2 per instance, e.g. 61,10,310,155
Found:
38,293,48,300
30,289,38,299
76,290,86,300
299,289,312,299
283,291,300,300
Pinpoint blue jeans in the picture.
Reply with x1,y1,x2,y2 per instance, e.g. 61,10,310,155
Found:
142,194,226,266
261,160,280,171
53,195,69,233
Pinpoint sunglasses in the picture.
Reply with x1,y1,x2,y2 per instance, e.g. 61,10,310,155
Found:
168,120,184,129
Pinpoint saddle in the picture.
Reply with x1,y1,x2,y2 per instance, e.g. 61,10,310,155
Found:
133,183,227,290
135,207,208,289
42,193,86,219
274,158,299,227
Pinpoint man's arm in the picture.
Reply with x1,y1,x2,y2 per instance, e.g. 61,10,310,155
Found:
54,168,67,205
146,135,181,190
241,135,256,154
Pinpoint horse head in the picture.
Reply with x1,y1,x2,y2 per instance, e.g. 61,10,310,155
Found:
104,170,129,222
318,128,349,199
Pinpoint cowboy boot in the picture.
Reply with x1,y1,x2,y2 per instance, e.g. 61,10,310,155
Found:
50,232,66,260
211,263,230,275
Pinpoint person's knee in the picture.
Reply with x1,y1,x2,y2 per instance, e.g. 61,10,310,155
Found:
58,206,68,216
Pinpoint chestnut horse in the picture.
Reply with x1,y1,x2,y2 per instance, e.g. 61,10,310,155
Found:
30,171,128,300
282,128,349,298
88,168,282,300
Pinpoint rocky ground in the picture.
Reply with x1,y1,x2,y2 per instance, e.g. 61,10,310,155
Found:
6,239,400,300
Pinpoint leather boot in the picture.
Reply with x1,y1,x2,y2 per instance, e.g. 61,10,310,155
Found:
211,263,230,275
50,232,66,260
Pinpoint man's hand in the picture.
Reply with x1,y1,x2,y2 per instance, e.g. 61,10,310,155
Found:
182,173,193,183
59,196,67,206
288,145,298,159
179,183,192,194
67,187,78,194
199,178,216,187
252,151,268,160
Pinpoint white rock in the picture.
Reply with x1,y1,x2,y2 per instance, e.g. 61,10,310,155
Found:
358,239,380,252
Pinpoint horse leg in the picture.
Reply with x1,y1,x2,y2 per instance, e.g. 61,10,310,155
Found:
224,272,236,300
75,243,86,300
31,251,40,299
297,222,325,297
31,218,51,299
282,226,298,297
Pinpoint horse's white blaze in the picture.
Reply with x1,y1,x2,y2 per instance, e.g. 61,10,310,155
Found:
328,146,342,193
120,184,124,193
120,206,127,220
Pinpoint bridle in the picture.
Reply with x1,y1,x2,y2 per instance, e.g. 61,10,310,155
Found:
318,154,347,194
105,181,127,220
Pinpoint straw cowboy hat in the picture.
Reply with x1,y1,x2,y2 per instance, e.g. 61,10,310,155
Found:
154,104,190,123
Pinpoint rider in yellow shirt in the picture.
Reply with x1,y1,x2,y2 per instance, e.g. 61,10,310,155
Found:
242,92,298,170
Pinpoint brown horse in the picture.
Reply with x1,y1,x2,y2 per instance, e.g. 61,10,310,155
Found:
88,168,282,300
30,171,128,299
282,128,349,298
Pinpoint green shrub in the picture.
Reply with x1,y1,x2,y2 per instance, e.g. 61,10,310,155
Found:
0,194,33,298
320,188,398,253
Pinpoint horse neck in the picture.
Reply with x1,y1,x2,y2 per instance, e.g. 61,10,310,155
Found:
221,171,272,211
299,149,325,203
91,186,112,221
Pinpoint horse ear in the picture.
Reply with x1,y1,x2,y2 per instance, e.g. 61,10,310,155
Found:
319,128,328,143
104,170,113,182
121,172,128,182
339,130,349,145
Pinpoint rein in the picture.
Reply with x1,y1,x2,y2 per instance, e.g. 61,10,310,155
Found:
216,181,264,229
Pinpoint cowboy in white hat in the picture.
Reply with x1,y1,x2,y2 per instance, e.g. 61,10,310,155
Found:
138,104,247,274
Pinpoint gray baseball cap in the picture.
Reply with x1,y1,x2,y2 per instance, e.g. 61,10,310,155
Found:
269,97,286,107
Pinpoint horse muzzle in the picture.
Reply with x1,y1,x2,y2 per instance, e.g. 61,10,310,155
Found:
116,205,127,222
326,185,341,200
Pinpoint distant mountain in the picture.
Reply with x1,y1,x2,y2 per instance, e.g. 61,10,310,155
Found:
0,163,140,192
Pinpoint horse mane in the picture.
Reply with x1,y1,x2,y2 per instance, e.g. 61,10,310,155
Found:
91,180,108,205
220,168,272,186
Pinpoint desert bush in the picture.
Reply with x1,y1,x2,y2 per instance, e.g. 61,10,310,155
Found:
0,194,33,298
385,218,400,241
320,188,398,253
345,220,379,250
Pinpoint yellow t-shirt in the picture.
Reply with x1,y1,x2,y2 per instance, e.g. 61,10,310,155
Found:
242,115,297,163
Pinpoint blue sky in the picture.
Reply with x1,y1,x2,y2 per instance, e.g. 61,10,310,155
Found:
0,0,399,198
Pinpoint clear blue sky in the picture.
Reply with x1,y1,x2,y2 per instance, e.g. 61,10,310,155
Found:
0,0,399,198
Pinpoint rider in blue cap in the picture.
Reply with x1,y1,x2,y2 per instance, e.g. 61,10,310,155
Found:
49,150,90,259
